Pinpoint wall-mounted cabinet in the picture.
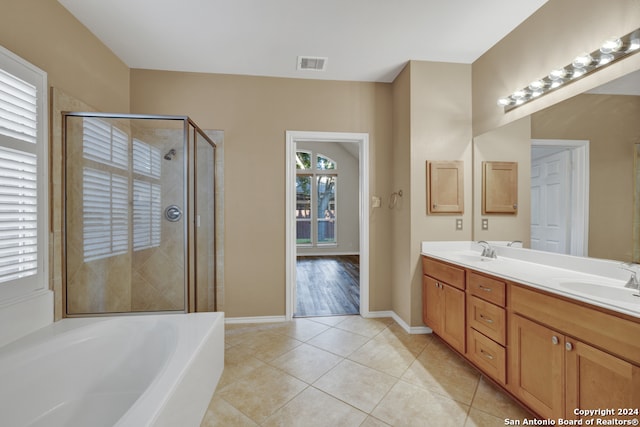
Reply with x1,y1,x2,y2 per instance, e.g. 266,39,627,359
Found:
427,160,464,214
482,161,517,214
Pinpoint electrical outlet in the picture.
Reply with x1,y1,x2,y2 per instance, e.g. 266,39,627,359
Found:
456,218,463,230
371,196,381,208
482,218,489,230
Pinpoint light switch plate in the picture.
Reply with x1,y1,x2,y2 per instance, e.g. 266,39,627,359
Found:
371,196,381,208
482,218,489,230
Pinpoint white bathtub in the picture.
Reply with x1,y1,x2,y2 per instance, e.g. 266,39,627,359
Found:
0,312,224,427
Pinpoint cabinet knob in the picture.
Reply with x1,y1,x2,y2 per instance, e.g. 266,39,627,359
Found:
565,342,573,351
478,285,492,292
551,336,559,345
479,314,494,324
480,349,494,360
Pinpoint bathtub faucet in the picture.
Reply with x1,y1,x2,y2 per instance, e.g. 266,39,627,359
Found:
477,241,497,259
620,263,640,290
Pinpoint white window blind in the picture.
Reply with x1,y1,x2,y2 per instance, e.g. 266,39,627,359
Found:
83,117,128,169
0,69,37,145
133,139,161,178
0,146,38,283
83,168,129,261
133,180,161,251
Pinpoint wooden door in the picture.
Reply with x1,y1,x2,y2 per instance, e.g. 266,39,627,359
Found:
422,275,442,332
509,314,565,420
441,283,466,354
565,339,640,421
531,150,571,253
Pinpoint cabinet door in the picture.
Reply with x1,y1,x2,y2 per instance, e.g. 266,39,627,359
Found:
422,276,442,332
482,161,517,214
427,160,464,214
509,314,564,420
566,339,640,421
441,283,466,354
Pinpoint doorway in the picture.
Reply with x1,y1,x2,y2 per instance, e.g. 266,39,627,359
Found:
285,131,369,320
531,139,589,256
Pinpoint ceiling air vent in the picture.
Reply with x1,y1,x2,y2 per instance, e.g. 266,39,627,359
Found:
297,56,328,71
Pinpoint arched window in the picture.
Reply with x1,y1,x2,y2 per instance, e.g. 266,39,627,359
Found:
295,150,337,247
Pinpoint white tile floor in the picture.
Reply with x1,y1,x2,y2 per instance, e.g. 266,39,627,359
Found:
200,316,532,427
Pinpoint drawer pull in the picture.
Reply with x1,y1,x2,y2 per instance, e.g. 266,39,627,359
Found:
480,349,494,360
478,285,492,292
551,336,559,345
479,314,494,324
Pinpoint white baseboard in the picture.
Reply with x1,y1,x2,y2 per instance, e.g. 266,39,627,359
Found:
365,310,432,335
225,315,287,324
225,311,432,335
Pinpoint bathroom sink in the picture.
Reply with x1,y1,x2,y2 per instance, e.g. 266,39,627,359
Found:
558,281,640,303
447,253,495,263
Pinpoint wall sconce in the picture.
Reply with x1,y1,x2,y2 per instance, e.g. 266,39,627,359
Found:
498,27,640,112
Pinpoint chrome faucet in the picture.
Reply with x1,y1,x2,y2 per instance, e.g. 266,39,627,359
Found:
507,240,523,247
477,241,497,259
620,263,640,290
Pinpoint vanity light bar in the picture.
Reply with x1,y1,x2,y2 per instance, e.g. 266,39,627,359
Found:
498,27,640,112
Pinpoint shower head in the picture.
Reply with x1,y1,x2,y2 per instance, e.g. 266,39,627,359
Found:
164,149,177,160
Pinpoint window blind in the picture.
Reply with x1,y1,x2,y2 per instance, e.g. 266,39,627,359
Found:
0,69,37,144
83,168,129,261
0,146,37,283
83,117,128,169
133,139,161,178
133,180,161,251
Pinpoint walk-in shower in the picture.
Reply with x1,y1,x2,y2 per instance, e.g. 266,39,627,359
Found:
62,113,217,316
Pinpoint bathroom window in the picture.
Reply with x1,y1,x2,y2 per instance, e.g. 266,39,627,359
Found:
83,117,128,169
295,150,337,247
0,45,48,299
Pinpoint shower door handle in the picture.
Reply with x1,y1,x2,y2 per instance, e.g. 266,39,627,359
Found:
165,205,183,222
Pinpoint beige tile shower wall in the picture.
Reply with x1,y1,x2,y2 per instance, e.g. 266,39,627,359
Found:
65,115,133,314
130,126,186,312
195,138,216,311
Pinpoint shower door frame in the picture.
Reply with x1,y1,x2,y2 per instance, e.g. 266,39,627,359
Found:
61,112,217,317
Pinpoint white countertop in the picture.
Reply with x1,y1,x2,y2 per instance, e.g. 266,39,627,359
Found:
421,241,640,319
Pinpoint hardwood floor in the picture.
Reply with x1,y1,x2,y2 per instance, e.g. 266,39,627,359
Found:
295,255,360,317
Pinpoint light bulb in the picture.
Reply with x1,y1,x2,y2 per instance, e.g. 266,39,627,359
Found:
497,97,512,107
598,53,614,65
600,37,623,54
629,37,640,52
549,68,567,80
529,80,546,90
572,53,593,69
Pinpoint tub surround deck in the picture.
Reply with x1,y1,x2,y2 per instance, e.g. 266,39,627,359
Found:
421,241,640,318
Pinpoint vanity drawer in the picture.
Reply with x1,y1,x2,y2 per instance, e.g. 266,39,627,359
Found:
468,271,506,306
468,295,506,344
422,257,465,290
468,328,506,384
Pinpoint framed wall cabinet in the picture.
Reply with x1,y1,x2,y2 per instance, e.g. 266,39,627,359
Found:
427,160,464,214
482,161,518,214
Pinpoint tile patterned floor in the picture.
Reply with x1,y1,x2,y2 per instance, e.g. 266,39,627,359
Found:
200,316,532,427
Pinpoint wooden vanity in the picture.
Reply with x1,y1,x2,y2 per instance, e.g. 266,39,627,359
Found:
422,254,640,421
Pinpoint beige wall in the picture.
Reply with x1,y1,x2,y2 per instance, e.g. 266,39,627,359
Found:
391,61,473,327
532,94,640,262
130,70,394,317
473,118,532,245
473,0,640,137
1,0,130,113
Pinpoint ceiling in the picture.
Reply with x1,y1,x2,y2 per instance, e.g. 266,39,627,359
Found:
57,0,548,83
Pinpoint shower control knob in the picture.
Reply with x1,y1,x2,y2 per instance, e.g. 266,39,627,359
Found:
165,205,183,222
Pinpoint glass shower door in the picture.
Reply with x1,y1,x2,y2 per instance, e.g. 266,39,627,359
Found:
64,114,187,315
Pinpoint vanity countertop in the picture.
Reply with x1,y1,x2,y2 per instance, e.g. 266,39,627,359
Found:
421,241,640,319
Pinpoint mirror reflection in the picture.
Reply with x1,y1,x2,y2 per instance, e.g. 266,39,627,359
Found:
474,69,640,263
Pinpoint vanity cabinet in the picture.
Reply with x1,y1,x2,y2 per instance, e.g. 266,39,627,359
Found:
421,257,466,354
509,284,640,421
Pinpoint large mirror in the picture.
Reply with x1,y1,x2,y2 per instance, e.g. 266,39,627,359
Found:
473,69,640,263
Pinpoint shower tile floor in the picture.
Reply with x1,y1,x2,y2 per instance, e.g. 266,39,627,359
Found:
200,316,532,427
